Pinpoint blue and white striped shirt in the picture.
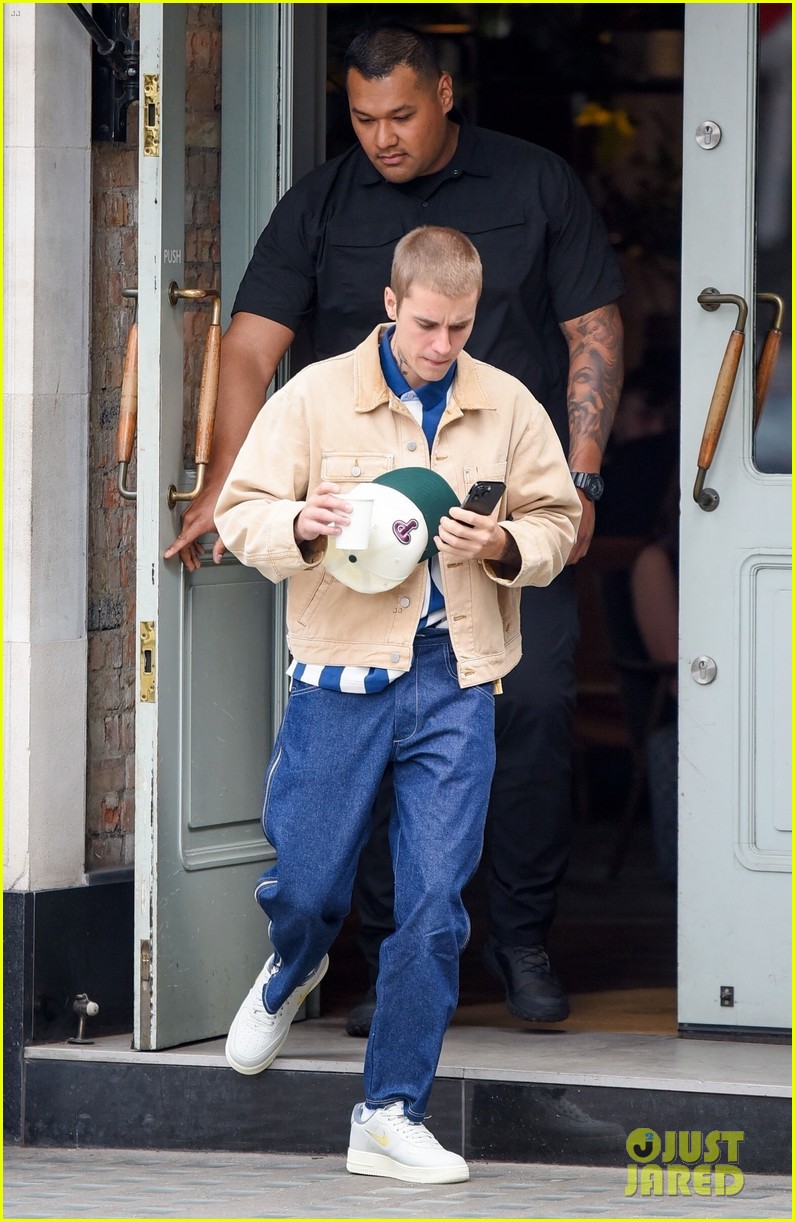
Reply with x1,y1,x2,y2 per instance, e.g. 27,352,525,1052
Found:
288,328,455,694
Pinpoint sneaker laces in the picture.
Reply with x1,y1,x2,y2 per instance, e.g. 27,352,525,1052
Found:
380,1104,440,1148
511,945,552,976
252,956,322,1022
249,958,280,1021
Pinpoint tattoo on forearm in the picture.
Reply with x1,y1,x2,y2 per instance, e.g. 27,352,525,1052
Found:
491,528,521,577
499,530,521,568
561,303,624,461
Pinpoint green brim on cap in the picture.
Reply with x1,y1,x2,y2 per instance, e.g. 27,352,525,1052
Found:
373,468,459,562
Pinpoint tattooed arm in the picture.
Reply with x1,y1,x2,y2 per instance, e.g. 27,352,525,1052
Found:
559,301,624,563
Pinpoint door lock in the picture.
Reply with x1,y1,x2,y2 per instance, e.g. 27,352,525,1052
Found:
695,120,722,149
139,621,156,702
143,73,160,157
691,655,717,685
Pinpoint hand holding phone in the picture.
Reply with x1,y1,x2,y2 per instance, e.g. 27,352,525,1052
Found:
440,479,509,562
460,480,506,518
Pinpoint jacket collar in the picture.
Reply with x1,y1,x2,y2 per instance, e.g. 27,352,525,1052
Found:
353,325,496,417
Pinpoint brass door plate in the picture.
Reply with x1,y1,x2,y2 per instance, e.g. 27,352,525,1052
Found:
143,74,160,157
140,620,156,702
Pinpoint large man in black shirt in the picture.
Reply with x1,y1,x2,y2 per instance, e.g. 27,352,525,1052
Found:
166,22,624,1029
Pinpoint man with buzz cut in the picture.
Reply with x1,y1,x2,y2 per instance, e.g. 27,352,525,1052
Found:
215,226,581,1183
166,19,624,1035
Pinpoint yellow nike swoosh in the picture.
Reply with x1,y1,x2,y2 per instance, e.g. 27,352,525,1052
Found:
369,1130,390,1148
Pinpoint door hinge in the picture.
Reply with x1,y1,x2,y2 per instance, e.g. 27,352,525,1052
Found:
139,939,152,1046
143,73,160,157
139,620,156,702
68,3,140,143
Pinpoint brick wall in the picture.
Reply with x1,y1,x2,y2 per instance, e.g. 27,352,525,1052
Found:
86,4,222,869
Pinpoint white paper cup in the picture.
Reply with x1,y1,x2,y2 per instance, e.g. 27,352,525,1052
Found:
334,497,374,550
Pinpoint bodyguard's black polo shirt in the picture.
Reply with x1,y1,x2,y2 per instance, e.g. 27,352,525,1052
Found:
233,121,624,445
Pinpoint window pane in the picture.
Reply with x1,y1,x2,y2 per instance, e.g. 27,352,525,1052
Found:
754,9,791,474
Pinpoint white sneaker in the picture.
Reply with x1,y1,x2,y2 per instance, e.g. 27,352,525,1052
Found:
225,953,328,1075
346,1101,469,1184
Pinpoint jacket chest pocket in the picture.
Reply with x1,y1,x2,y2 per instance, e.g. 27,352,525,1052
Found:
463,461,508,488
321,452,394,487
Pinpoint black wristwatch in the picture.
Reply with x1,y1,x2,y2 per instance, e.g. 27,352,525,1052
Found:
571,472,605,502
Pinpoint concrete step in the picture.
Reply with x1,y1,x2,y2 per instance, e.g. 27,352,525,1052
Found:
22,1021,791,1173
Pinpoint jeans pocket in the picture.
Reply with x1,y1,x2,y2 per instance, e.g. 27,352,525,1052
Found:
289,676,330,698
442,641,496,704
470,681,496,706
442,640,460,683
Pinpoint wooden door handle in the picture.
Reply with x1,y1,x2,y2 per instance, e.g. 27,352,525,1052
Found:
117,287,138,500
693,289,748,511
166,285,222,509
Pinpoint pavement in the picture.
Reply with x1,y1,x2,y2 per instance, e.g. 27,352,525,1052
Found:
3,1146,792,1220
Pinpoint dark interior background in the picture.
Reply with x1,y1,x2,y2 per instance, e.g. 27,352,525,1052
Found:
319,4,687,1029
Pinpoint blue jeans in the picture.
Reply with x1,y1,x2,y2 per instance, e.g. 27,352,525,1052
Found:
353,570,579,976
254,630,496,1120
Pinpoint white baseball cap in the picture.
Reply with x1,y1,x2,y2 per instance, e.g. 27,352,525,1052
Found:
324,468,458,594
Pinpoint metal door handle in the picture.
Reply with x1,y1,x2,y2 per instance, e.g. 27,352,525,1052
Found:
117,288,138,500
693,288,748,511
754,292,785,429
167,284,222,508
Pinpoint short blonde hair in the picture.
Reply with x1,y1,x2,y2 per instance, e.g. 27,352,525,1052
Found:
390,227,483,308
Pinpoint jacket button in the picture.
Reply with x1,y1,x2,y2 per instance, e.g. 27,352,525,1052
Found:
399,597,410,608
351,465,361,476
407,440,417,452
390,652,400,663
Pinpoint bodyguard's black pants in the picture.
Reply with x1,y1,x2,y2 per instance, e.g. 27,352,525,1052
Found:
354,569,580,977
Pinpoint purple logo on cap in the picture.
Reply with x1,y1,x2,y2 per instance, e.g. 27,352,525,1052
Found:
393,518,420,546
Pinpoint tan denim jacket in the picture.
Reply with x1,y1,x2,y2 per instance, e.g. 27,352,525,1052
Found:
216,326,581,688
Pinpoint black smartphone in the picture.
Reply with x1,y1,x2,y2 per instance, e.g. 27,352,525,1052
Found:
461,480,506,516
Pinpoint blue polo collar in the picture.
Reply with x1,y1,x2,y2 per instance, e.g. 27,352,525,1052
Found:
379,325,456,414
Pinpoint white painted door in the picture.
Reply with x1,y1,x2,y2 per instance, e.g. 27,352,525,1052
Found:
678,4,791,1031
133,4,324,1049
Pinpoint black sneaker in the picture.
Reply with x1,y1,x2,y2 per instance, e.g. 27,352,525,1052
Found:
345,986,377,1037
484,939,570,1022
531,1087,625,1144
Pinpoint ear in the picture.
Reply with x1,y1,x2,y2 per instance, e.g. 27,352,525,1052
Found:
384,286,397,321
438,72,454,116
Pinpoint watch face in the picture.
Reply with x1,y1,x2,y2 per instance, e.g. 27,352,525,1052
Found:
573,472,604,500
587,474,605,500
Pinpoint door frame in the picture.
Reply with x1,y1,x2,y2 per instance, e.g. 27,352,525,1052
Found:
133,4,328,1050
677,2,791,1032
